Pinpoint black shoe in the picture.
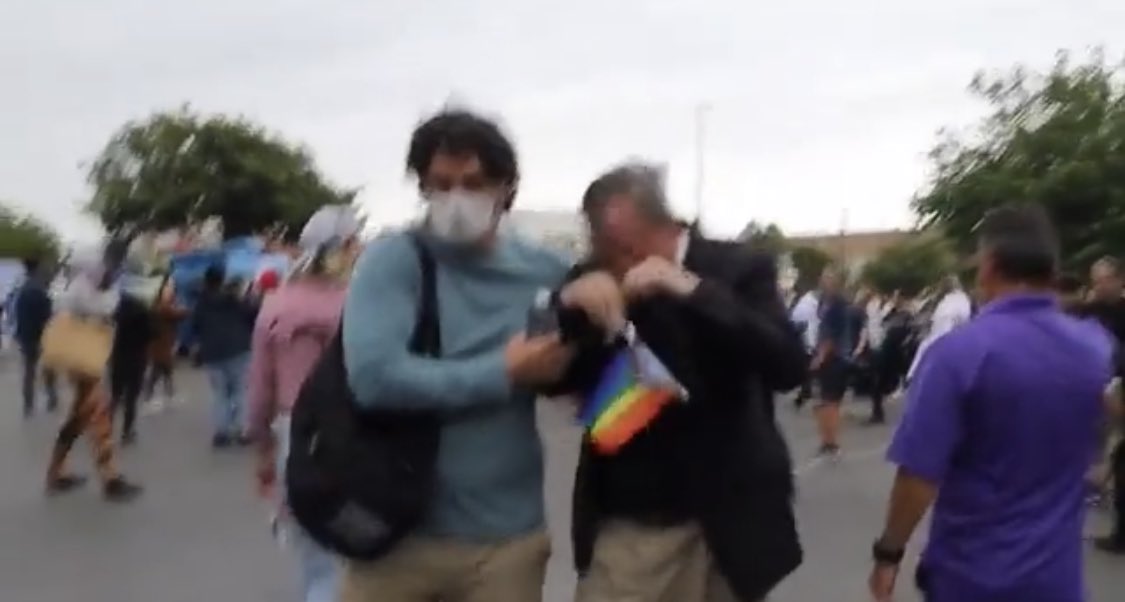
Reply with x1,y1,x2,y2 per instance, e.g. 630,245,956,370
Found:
866,415,886,426
104,477,143,503
211,433,232,449
121,431,137,447
46,474,88,495
1094,535,1125,555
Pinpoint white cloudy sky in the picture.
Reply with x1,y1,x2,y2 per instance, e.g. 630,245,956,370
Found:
2,0,1123,243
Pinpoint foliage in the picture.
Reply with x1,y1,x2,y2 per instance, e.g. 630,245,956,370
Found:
789,245,834,292
85,107,355,240
740,220,787,255
913,49,1125,272
860,235,955,297
0,203,60,260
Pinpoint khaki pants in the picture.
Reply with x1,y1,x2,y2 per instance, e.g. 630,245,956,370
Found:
575,520,743,602
341,529,550,602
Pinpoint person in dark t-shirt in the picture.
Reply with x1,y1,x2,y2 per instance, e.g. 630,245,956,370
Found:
1085,257,1125,554
813,267,855,457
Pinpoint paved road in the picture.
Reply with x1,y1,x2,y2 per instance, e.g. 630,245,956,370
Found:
1,347,1122,601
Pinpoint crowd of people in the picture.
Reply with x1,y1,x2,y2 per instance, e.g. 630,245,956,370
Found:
4,106,1125,602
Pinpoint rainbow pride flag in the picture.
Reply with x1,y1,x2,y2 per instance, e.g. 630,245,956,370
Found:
579,325,686,455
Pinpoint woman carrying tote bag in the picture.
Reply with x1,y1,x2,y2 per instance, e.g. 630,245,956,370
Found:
42,247,143,502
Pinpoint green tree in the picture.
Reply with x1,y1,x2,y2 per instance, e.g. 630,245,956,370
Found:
790,245,833,292
861,236,954,296
739,220,787,254
913,50,1125,271
0,204,60,260
86,107,355,240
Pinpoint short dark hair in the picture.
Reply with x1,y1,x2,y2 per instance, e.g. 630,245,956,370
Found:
23,257,40,274
975,204,1059,285
203,264,225,289
582,162,677,231
406,109,519,187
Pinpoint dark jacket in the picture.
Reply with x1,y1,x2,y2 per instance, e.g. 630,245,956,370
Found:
14,279,52,351
191,290,257,364
111,293,153,364
552,235,808,602
1082,297,1125,377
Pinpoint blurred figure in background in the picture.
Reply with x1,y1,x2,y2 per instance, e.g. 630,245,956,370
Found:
14,257,59,417
812,266,852,456
905,275,972,383
247,205,361,602
1083,257,1125,554
108,288,153,445
192,264,257,449
854,286,889,424
145,280,187,414
789,285,820,409
46,248,142,502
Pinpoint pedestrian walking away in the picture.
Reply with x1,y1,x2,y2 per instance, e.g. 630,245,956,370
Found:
13,257,59,416
192,264,257,448
145,280,188,413
247,205,362,602
44,248,142,503
109,291,153,444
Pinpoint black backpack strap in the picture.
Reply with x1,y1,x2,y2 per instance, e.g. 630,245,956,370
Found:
407,232,441,358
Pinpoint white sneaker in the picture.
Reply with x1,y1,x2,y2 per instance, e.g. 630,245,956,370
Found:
142,398,166,416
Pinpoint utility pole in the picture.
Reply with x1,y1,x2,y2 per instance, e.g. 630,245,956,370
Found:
694,102,711,229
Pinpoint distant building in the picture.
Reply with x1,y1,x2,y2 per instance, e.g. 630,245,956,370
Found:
506,209,587,259
786,229,917,274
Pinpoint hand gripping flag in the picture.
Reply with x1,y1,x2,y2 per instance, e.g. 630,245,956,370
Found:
578,324,687,455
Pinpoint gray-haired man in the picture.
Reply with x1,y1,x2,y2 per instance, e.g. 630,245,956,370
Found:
550,162,808,601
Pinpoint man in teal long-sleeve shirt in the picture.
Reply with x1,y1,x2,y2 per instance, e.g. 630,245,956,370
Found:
340,109,613,602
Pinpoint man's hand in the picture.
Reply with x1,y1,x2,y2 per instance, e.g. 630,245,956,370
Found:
868,563,899,602
559,271,626,335
622,256,700,300
505,332,575,387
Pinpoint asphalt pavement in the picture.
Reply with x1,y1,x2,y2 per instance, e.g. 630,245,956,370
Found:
0,346,1122,602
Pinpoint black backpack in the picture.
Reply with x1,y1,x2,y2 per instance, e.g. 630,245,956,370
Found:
286,233,442,560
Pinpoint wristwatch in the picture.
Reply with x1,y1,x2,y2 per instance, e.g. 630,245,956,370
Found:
872,538,906,566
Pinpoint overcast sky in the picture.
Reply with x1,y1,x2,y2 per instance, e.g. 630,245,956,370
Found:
2,0,1123,243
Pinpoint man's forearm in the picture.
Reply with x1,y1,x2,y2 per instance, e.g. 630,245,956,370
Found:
879,468,939,549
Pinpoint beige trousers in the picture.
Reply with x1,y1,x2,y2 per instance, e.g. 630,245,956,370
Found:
575,520,743,602
341,529,550,602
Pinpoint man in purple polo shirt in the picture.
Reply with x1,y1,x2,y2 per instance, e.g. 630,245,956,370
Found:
868,205,1114,602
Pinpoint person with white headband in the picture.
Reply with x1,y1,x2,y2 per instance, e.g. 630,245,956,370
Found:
246,205,361,602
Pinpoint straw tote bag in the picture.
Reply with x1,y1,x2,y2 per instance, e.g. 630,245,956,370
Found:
40,313,114,379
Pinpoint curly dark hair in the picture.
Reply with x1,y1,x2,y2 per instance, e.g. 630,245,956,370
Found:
406,109,519,192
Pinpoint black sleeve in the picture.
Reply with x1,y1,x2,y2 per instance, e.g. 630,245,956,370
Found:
683,250,808,391
538,265,619,398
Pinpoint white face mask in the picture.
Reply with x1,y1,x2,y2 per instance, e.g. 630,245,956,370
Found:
425,190,498,244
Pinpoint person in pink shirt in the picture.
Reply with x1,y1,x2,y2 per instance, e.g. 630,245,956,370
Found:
246,206,361,602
